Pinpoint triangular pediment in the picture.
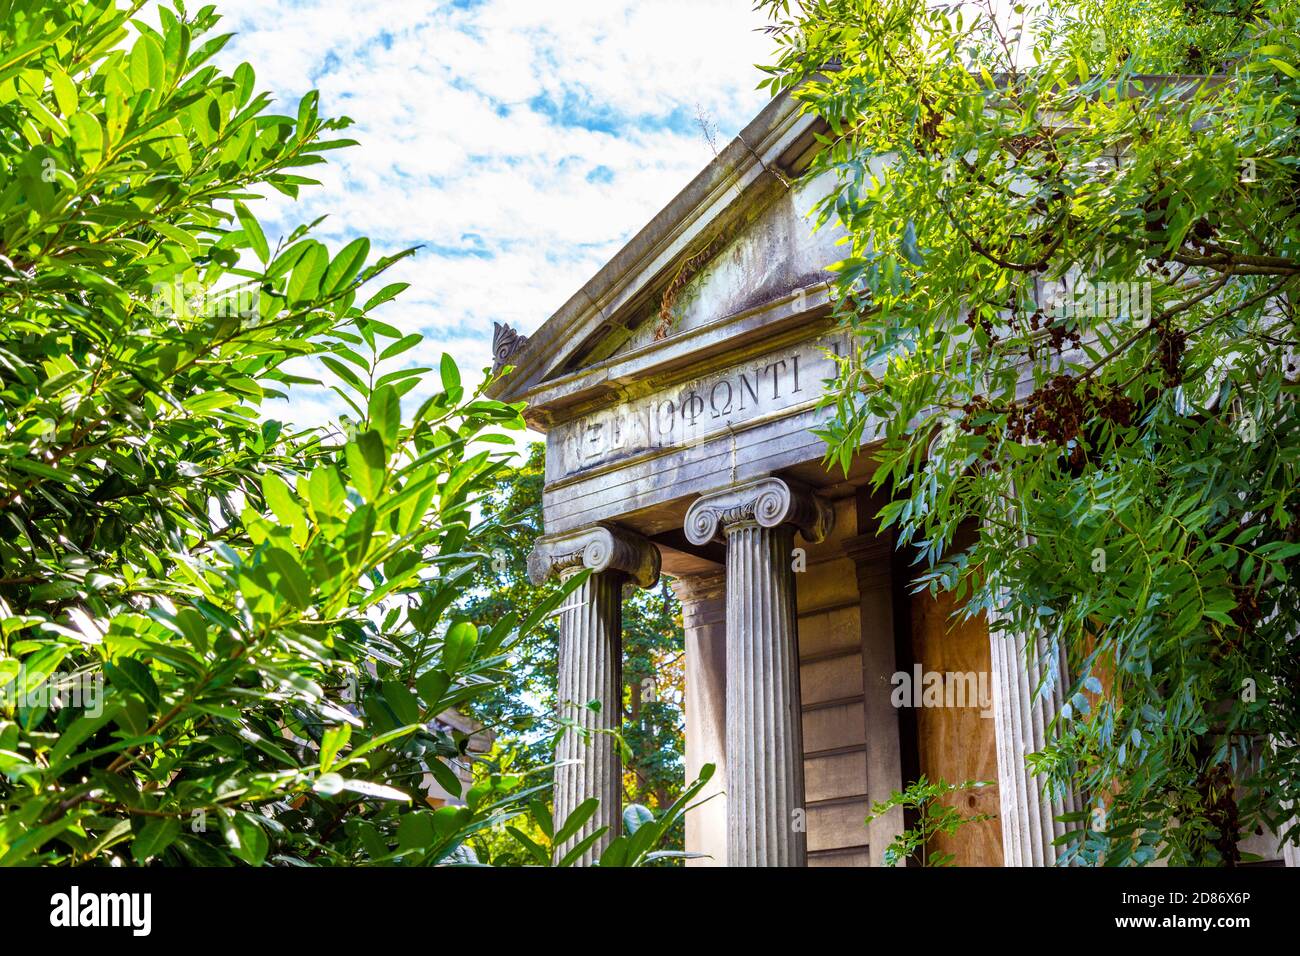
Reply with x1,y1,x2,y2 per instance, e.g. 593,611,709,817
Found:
486,92,835,426
593,169,846,366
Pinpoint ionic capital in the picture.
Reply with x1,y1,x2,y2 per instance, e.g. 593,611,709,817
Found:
684,476,834,546
527,523,661,588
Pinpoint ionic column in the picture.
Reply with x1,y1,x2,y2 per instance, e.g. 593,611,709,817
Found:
529,524,660,865
988,615,1079,866
685,476,833,867
668,570,727,866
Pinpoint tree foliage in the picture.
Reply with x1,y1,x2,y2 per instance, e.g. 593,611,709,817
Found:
760,0,1300,863
0,0,687,867
865,776,993,867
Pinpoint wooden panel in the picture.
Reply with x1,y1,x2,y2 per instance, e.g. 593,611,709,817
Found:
804,749,868,803
802,702,865,752
909,587,1004,866
800,652,864,704
796,605,861,658
807,800,871,853
796,558,860,608
808,847,872,867
797,533,873,866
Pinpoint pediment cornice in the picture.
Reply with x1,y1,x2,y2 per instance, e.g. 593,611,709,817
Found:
486,90,825,417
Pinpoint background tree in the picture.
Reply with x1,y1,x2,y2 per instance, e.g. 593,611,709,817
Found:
759,0,1300,864
458,442,688,863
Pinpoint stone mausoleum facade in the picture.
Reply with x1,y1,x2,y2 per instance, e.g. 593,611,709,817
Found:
487,92,1296,868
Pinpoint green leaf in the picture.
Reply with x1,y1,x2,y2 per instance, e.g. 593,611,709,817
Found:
104,658,161,711
397,812,434,852
364,282,408,310
340,779,411,802
439,353,461,393
368,384,401,451
552,797,599,848
622,803,654,835
15,645,67,698
319,723,351,771
264,547,311,609
506,826,549,866
236,201,270,264
381,680,421,725
129,33,166,92
440,620,478,674
132,817,181,863
528,799,554,839
261,471,306,529
306,465,347,520
379,333,422,362
68,112,103,165
426,757,462,798
226,813,268,866
286,242,328,303
324,237,370,294
345,429,387,500
50,69,77,116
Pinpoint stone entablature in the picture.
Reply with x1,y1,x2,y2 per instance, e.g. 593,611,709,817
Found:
550,329,851,481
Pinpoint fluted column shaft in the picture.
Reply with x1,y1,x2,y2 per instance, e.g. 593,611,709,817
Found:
989,622,1079,866
685,476,834,868
529,524,660,866
725,520,805,866
670,571,728,866
554,567,624,865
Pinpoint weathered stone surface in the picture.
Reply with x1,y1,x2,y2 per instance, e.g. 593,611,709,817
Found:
669,570,727,867
610,167,848,358
685,477,835,867
543,400,841,535
552,569,623,866
988,613,1080,866
684,475,833,548
527,523,660,589
491,321,528,374
548,330,851,481
724,519,806,867
528,524,661,866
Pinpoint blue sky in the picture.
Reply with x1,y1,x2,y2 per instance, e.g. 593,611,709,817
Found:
205,0,776,429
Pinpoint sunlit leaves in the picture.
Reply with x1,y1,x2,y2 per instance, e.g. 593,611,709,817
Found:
0,0,544,870
760,0,1300,864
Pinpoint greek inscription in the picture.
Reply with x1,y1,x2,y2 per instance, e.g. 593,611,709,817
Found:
738,371,759,410
710,380,733,418
763,359,787,399
555,333,850,477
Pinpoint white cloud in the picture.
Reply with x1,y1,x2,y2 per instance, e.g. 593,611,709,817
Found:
202,0,776,432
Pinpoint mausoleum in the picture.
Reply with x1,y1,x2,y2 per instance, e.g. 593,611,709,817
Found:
486,91,1292,868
